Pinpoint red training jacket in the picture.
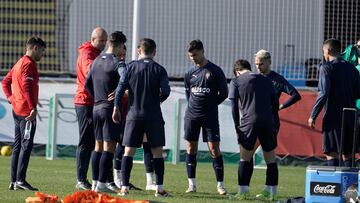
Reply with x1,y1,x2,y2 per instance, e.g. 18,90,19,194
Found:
2,55,39,116
74,41,101,106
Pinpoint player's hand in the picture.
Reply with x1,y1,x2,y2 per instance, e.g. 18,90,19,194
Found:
112,107,121,124
308,117,315,129
124,90,129,98
25,108,37,121
236,126,241,135
108,91,115,101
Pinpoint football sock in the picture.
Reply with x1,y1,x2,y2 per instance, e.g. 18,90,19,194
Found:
186,153,197,178
91,151,102,181
121,156,133,187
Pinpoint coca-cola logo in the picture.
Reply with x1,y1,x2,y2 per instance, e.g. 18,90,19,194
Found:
310,182,340,196
314,185,336,194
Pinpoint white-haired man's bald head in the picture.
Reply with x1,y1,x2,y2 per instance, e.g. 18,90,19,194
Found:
91,27,108,51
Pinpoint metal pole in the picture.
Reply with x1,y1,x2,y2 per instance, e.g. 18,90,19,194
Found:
132,0,146,60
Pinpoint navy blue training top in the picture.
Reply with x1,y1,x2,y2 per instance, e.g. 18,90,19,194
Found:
310,58,360,129
114,58,170,120
229,72,279,130
266,71,301,128
266,71,301,108
184,61,228,119
85,53,124,107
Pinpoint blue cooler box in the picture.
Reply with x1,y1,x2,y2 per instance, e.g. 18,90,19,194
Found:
305,166,358,203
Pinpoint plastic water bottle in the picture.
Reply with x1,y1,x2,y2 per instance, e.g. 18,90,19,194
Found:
24,121,32,140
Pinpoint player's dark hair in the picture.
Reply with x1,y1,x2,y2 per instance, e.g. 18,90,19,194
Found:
124,44,127,50
138,38,156,55
233,59,251,75
26,36,46,49
109,31,127,48
323,38,341,55
188,40,204,52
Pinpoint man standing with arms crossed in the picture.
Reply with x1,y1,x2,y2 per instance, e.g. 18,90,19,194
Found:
74,27,107,190
112,38,171,197
308,39,360,167
184,40,228,195
2,36,46,190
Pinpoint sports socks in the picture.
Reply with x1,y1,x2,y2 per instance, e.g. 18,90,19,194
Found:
121,156,133,187
143,142,154,173
98,151,114,183
238,160,253,186
212,155,224,183
153,158,165,185
114,144,124,170
186,153,197,179
265,162,278,195
91,151,102,181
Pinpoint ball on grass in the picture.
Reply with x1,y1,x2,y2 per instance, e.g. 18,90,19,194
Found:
1,146,12,156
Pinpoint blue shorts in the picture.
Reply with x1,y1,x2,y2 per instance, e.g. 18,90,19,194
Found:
93,104,122,142
237,123,276,152
184,117,220,142
123,119,165,148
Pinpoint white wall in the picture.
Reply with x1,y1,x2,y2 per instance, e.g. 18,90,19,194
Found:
67,0,324,78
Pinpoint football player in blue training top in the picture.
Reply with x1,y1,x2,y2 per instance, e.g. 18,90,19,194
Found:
112,38,171,197
184,40,228,195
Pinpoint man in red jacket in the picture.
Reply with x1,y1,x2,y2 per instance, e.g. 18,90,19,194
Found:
74,27,107,190
2,36,46,191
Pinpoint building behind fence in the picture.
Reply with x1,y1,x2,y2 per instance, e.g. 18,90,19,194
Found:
0,0,359,85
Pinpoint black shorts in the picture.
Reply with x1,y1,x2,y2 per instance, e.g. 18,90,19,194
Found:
323,127,355,155
323,112,357,155
93,105,122,142
123,119,165,148
237,123,276,152
184,117,220,142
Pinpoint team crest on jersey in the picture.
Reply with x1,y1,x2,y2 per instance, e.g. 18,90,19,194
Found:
205,72,211,79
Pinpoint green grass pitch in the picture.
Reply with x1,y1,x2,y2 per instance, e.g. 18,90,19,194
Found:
0,156,306,202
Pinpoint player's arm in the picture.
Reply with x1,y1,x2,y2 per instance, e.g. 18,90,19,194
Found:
1,68,13,104
109,61,127,102
113,65,129,123
216,69,228,105
159,68,170,102
23,63,37,121
184,71,190,101
84,64,94,98
309,64,331,127
114,65,129,107
278,76,301,110
229,80,240,134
